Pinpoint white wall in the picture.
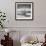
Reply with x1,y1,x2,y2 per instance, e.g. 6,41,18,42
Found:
0,0,46,30
0,0,46,27
0,1,46,46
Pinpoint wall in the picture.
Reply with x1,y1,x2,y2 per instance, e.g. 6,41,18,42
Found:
0,0,46,46
0,0,46,28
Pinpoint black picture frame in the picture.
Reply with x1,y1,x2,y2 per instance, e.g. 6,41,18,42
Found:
15,2,33,20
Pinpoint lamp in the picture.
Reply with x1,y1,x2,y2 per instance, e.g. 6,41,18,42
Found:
5,29,10,37
5,29,10,33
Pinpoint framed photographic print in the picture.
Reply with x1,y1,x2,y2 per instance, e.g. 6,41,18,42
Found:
15,2,33,20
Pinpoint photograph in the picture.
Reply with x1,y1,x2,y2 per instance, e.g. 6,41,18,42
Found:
15,2,33,20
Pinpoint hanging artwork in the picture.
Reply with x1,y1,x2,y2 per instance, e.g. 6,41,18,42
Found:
15,2,33,20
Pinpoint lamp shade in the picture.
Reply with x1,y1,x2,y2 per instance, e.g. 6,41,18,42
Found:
5,29,10,33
